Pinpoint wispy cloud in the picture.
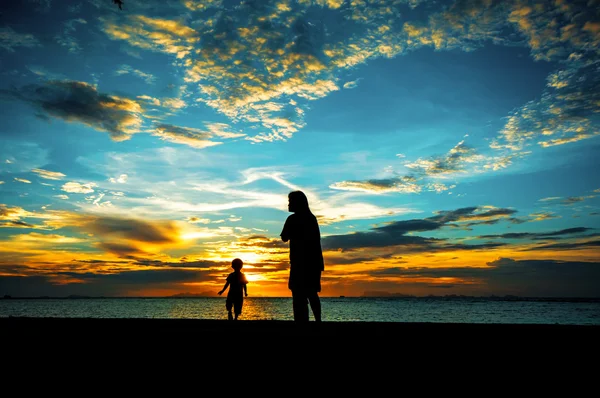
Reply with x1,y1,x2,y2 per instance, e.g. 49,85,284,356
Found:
322,206,518,251
115,64,156,84
476,227,593,240
109,174,128,184
0,27,40,52
31,168,66,180
331,138,488,194
343,79,361,89
538,195,596,206
330,176,422,194
152,123,243,149
405,139,484,177
55,18,87,54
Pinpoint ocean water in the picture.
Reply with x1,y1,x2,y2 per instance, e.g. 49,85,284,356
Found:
1,297,599,325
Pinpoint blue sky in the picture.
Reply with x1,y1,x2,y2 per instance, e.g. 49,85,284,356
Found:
1,0,599,297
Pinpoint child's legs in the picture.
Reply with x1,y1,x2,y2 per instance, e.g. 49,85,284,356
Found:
225,299,233,320
233,298,243,317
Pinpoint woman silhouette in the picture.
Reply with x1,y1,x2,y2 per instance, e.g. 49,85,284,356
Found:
280,190,324,323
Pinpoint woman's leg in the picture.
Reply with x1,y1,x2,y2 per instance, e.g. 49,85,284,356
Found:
291,289,309,323
308,293,321,322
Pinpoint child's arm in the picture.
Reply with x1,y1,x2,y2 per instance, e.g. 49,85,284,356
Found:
218,281,229,295
244,283,248,297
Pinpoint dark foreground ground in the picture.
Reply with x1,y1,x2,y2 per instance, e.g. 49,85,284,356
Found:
3,317,599,370
4,317,597,387
5,316,599,336
4,316,599,342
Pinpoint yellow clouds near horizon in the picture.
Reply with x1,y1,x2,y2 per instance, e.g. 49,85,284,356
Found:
0,203,223,257
0,203,246,284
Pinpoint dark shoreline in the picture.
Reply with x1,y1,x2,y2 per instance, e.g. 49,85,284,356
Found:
5,317,599,363
4,316,599,337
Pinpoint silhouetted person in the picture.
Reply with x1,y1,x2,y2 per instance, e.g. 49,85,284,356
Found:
113,0,124,10
280,190,324,323
218,258,248,321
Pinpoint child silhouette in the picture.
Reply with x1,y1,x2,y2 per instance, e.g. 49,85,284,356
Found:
218,258,249,320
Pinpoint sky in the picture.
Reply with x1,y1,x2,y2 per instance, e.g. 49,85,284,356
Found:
0,0,599,298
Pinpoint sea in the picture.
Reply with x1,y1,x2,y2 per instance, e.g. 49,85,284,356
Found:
2,296,600,325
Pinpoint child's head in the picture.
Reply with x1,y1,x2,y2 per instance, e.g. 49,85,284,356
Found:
231,258,243,271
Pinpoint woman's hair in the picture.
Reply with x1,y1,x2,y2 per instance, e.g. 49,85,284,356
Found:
231,258,243,270
288,190,310,212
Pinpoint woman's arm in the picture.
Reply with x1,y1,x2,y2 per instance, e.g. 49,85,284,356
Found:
280,216,292,242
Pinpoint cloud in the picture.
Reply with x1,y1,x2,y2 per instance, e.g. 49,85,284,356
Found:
476,227,593,240
62,182,97,194
538,195,596,206
1,205,191,259
488,2,600,151
187,217,211,224
26,65,66,81
330,176,422,194
103,15,199,57
96,241,145,257
405,139,484,177
14,178,32,184
322,206,517,251
0,27,40,52
528,212,560,222
522,238,600,252
101,7,342,141
0,204,67,229
55,18,87,54
358,256,600,297
153,124,226,149
343,79,361,89
484,257,600,297
3,80,144,141
94,0,600,153
109,174,128,184
112,168,411,226
115,64,156,84
54,195,69,200
161,98,187,110
13,210,191,257
12,232,84,244
31,168,66,180
0,267,219,297
331,139,489,195
152,122,246,148
83,216,179,244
